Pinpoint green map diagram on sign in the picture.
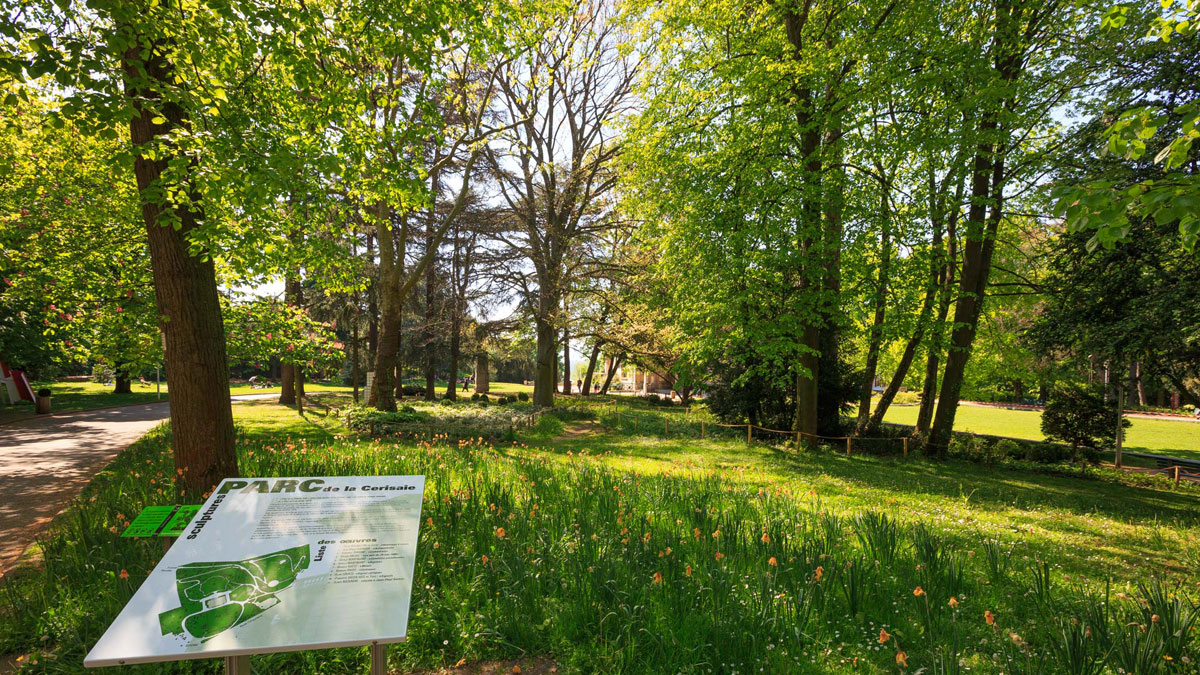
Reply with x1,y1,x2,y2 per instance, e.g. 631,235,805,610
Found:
158,545,310,641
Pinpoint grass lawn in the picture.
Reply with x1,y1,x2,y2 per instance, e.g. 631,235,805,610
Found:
0,381,169,424
2,398,1198,673
881,402,1200,461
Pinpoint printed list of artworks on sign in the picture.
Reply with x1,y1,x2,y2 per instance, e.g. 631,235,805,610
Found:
320,538,409,584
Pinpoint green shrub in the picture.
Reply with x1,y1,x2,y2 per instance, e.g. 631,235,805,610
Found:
891,390,920,405
342,405,431,432
517,391,529,402
1041,385,1128,461
438,398,455,407
992,438,1022,460
471,393,481,401
948,435,1006,465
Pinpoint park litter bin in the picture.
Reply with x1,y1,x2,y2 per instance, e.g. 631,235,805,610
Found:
35,388,51,414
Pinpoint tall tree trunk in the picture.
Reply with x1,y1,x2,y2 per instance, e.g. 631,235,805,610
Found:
928,122,1005,456
856,185,892,430
581,343,602,396
915,215,958,436
445,312,461,401
817,115,845,436
1133,361,1146,406
279,276,302,405
371,206,401,412
1114,371,1125,468
296,367,305,415
873,176,953,435
474,353,490,393
423,270,437,400
352,319,360,404
600,354,623,395
366,232,379,404
123,36,236,495
561,327,572,395
533,284,559,406
795,326,820,437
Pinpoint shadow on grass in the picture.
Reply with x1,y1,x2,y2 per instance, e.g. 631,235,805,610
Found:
542,429,1200,526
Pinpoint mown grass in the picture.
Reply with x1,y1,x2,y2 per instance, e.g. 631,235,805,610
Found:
1,400,1198,674
880,402,1200,461
0,381,169,423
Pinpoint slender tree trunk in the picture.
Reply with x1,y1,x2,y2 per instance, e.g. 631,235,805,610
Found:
279,276,302,404
366,231,379,391
562,327,572,395
423,270,437,401
867,266,938,432
445,317,460,401
581,343,602,396
1132,362,1145,406
352,320,360,404
856,185,892,430
123,36,236,495
928,125,1004,456
916,211,958,435
600,354,623,395
1114,372,1124,468
296,367,305,415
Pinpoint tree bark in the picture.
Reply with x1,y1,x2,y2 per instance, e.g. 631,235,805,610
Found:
279,276,302,404
795,325,820,437
581,343,602,396
928,120,1005,456
445,311,461,401
533,287,559,406
114,371,133,395
474,353,490,393
856,184,892,431
600,353,623,395
561,323,572,395
122,35,236,495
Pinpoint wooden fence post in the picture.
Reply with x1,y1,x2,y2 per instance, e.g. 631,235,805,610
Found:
902,437,908,457
1175,465,1181,488
747,425,752,445
701,421,706,439
846,437,852,456
795,431,801,450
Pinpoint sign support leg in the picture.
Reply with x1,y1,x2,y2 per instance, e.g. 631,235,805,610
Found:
370,642,388,675
225,655,250,674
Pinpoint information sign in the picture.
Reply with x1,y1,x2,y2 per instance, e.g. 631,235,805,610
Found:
121,505,202,538
86,475,425,667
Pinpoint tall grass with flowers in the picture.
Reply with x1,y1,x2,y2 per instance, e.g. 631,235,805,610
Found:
1,402,1198,674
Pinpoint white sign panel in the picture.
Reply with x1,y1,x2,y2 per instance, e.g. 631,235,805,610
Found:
85,475,425,667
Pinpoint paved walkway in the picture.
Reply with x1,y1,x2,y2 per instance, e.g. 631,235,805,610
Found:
0,393,281,577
